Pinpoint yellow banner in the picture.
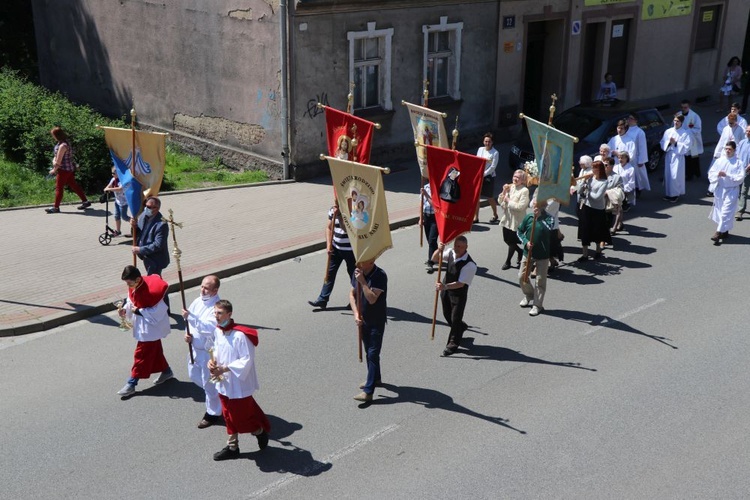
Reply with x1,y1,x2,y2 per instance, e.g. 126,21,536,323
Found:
101,126,168,199
642,0,692,20
403,101,449,178
584,0,635,6
326,156,393,264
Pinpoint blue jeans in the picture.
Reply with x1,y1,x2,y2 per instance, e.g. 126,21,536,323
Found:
316,247,356,303
361,325,384,394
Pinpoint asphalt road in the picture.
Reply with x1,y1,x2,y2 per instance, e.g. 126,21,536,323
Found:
3,167,750,499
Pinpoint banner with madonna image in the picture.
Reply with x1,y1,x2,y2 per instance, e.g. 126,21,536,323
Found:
325,156,393,264
403,101,449,179
522,115,578,206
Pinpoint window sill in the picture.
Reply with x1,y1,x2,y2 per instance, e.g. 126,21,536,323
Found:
354,106,396,121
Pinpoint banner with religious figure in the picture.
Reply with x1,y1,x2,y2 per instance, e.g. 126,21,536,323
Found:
523,115,577,206
102,126,168,214
425,145,485,244
404,102,449,178
324,106,375,165
326,156,392,264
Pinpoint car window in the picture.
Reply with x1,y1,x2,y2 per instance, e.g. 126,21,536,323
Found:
637,110,664,130
554,111,605,143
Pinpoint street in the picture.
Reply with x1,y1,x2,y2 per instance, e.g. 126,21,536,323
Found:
3,170,750,499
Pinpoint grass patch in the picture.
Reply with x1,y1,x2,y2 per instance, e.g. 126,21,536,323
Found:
162,146,269,191
0,146,270,209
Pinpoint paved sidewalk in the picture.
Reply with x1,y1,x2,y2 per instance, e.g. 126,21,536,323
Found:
0,161,425,336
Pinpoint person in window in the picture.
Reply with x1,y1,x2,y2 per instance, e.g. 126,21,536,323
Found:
719,57,742,110
596,73,617,101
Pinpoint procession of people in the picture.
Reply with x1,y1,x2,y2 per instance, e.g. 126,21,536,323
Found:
97,90,750,466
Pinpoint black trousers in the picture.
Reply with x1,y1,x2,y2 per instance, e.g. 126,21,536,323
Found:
441,290,468,347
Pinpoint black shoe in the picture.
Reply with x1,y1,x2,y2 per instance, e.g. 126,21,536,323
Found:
45,207,60,214
577,255,589,263
594,252,604,260
213,446,240,461
256,431,270,450
706,191,714,197
308,300,327,309
77,200,92,210
710,231,721,242
721,231,730,239
501,262,511,270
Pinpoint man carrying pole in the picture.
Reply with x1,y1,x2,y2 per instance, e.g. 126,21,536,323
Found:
432,236,476,356
308,200,355,310
517,203,554,317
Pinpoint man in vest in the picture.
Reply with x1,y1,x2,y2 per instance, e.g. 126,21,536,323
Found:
432,236,477,357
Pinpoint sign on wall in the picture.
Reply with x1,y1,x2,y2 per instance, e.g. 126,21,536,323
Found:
584,0,635,5
642,0,692,20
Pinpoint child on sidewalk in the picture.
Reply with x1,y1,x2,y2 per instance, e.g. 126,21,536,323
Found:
103,167,130,236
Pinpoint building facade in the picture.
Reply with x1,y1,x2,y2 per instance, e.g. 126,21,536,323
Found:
31,0,750,180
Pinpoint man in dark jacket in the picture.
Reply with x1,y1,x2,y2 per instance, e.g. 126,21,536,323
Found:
132,196,170,276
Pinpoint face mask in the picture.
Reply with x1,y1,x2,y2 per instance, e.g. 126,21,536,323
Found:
201,293,214,302
219,319,230,327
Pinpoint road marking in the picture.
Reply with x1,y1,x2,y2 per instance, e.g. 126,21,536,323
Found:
246,423,399,499
581,298,665,336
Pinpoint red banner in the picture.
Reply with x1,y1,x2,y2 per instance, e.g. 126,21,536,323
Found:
425,145,485,244
324,106,375,165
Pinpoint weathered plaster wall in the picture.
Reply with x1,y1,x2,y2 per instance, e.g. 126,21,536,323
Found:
32,0,282,169
290,1,499,177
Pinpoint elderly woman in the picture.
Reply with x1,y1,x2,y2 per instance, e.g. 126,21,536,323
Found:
594,143,610,162
603,157,625,235
498,169,529,270
576,160,611,261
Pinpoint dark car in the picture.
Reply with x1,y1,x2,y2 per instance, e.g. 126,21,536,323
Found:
508,100,669,174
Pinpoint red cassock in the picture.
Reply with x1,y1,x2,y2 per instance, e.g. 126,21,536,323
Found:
129,275,170,379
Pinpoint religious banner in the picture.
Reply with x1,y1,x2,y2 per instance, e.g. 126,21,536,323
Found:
642,0,692,20
425,145,485,244
324,106,375,165
326,156,392,264
523,115,577,206
404,101,449,178
102,126,167,214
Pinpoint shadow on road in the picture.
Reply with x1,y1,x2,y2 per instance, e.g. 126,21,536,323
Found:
369,382,527,435
543,309,678,349
241,414,333,477
458,337,596,372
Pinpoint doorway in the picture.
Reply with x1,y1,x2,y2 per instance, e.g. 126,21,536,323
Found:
522,20,565,121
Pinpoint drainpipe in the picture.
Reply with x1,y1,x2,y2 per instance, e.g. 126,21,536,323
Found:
279,0,291,179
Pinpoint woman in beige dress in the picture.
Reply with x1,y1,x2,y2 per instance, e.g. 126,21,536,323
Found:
498,169,529,270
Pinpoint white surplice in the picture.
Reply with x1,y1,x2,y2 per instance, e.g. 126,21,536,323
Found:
708,155,745,232
661,126,691,197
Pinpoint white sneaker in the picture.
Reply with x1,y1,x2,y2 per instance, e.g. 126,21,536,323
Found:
519,297,533,307
117,384,135,397
153,370,174,385
529,306,543,316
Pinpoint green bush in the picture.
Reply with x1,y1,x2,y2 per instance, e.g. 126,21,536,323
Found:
0,68,119,194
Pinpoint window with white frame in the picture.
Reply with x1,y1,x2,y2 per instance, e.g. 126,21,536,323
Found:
348,23,393,111
423,17,462,100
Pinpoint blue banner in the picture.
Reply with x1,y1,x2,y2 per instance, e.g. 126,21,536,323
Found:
524,116,577,206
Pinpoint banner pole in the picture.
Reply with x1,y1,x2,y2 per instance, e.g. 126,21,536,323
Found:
130,105,138,267
430,251,444,340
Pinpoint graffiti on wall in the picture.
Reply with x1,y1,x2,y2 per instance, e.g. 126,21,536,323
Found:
303,92,329,119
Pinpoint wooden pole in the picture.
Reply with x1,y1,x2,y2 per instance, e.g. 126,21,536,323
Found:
430,250,444,340
130,105,138,267
522,214,538,283
163,209,194,364
356,280,363,362
419,190,424,247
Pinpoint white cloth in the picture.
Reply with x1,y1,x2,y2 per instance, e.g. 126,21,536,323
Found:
441,249,477,286
105,178,128,206
214,328,259,399
613,162,635,193
476,146,499,178
708,155,745,232
661,126,692,197
716,115,747,137
125,299,170,342
628,126,650,190
186,294,221,416
713,124,745,158
682,109,704,156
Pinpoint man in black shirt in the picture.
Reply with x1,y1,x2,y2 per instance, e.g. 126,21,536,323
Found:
349,260,387,403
